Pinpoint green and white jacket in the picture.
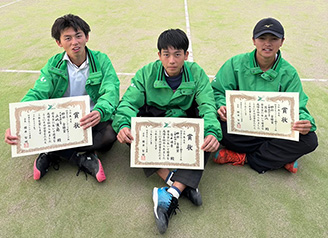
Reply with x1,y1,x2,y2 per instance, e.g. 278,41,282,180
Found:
113,60,222,141
22,47,120,122
211,49,316,131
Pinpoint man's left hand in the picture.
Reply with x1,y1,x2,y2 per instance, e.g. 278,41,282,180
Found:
201,135,220,152
80,111,101,130
293,120,312,135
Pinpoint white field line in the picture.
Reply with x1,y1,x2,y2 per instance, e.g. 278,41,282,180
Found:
0,69,136,77
1,69,40,74
0,0,21,9
184,0,194,62
207,74,327,82
1,69,327,82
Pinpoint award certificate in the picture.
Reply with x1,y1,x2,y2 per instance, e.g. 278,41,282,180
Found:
9,95,92,157
131,117,204,169
226,90,299,141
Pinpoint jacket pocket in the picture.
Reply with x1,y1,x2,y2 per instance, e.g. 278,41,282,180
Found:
86,77,102,86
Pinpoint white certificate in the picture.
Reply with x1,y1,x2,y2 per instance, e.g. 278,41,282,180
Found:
9,95,92,157
131,117,204,169
226,90,299,141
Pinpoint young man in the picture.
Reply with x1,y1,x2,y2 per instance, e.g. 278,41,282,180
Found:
211,17,318,174
4,14,120,182
112,29,221,234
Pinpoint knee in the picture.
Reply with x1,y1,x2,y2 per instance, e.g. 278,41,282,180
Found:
100,133,117,149
104,131,117,144
302,131,318,153
101,124,117,144
309,132,318,152
93,131,117,152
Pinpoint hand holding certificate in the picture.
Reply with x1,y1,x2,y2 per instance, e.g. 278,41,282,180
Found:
130,117,204,169
9,95,92,157
226,90,299,141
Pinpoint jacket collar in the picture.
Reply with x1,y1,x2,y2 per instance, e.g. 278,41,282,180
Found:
153,61,195,89
49,47,102,78
249,49,282,81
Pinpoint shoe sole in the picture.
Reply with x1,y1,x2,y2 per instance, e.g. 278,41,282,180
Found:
95,159,106,182
33,159,41,180
153,187,159,219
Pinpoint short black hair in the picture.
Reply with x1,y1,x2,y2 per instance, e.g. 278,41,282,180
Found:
51,14,91,42
157,29,189,53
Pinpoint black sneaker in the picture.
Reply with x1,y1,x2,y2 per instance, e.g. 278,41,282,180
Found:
75,152,106,182
182,187,202,206
33,153,60,180
153,187,179,234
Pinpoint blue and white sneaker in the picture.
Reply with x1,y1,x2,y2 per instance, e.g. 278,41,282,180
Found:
152,187,179,234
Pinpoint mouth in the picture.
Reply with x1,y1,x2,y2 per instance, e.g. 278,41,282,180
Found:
72,46,80,53
263,49,272,52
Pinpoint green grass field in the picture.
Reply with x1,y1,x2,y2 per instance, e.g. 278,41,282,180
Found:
1,0,327,237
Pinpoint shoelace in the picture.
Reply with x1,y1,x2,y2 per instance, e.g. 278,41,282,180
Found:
76,166,89,180
167,198,180,218
49,157,61,171
75,153,93,180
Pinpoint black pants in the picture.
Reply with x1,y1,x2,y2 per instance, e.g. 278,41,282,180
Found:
219,120,318,173
144,152,210,189
53,121,117,160
139,103,209,189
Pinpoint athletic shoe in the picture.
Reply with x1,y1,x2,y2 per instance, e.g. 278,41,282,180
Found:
76,152,106,182
182,187,202,206
33,153,60,180
153,187,179,234
284,160,298,173
213,149,246,166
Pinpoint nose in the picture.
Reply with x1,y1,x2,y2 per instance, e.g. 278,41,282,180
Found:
264,39,271,45
168,55,175,64
72,36,78,45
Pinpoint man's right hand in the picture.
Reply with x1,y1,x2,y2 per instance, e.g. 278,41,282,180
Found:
217,106,227,122
117,127,134,144
4,128,18,145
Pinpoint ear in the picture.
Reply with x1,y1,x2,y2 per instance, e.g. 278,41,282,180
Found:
280,38,285,47
56,40,62,48
86,34,89,43
252,37,256,46
184,51,189,60
158,51,161,59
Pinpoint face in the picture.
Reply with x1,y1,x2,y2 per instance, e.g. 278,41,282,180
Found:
253,33,284,60
56,27,89,65
158,46,189,77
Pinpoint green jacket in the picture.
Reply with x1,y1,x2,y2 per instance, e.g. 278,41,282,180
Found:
113,60,222,141
21,48,120,122
211,49,316,131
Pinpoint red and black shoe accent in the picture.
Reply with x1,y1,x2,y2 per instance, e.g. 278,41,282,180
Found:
76,152,106,182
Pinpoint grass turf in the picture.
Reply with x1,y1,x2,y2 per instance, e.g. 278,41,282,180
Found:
0,0,327,237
